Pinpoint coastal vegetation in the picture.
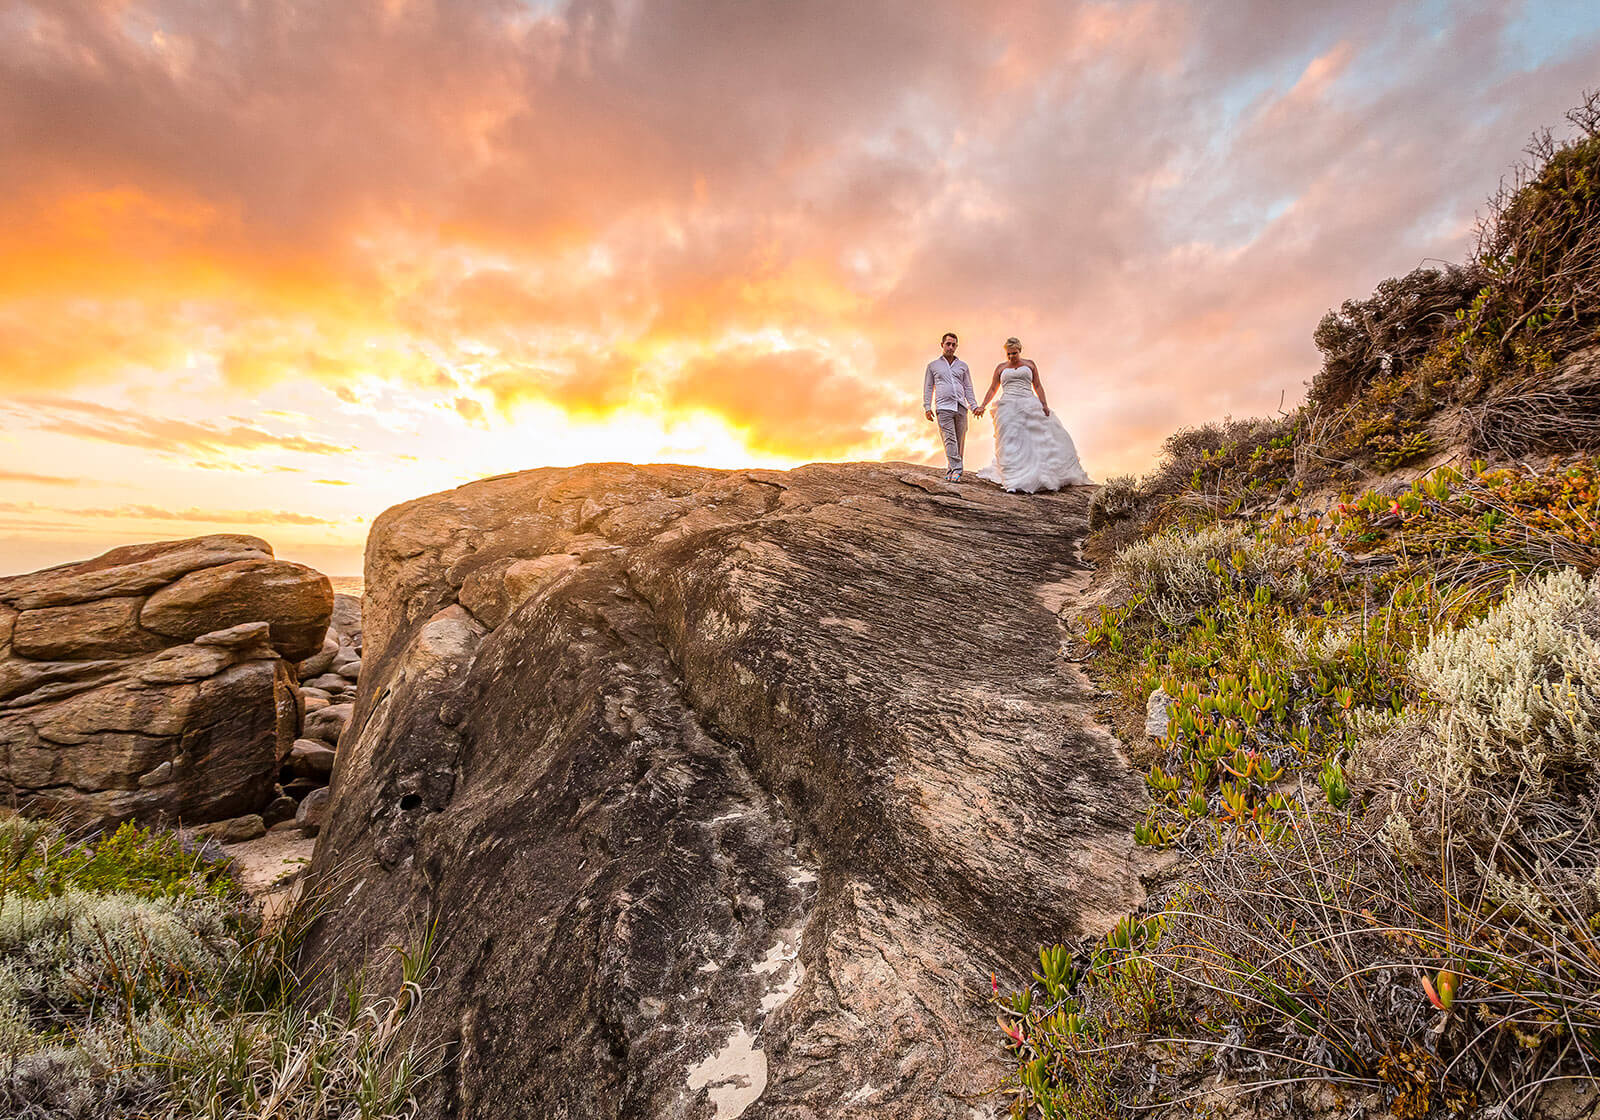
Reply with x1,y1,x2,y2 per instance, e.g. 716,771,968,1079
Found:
1000,94,1600,1117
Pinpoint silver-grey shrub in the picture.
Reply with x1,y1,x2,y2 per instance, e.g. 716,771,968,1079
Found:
0,890,236,1023
1112,522,1299,633
0,819,440,1120
1410,566,1600,805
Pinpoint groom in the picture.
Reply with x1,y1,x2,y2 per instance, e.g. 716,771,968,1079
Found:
923,332,982,481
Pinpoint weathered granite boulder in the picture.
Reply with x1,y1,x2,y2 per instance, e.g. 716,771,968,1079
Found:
0,537,332,828
297,636,339,680
295,785,329,834
303,703,352,746
0,535,275,610
195,812,266,844
141,558,332,660
329,592,363,653
304,463,1155,1120
287,738,336,778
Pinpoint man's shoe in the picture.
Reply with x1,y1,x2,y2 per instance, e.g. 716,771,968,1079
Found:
951,471,963,483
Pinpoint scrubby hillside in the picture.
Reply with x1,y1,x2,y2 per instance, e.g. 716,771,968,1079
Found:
998,96,1600,1119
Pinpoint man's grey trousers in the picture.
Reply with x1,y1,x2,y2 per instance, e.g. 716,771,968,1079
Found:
936,407,969,473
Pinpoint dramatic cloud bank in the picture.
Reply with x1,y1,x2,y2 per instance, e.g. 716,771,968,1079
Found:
3,0,1598,572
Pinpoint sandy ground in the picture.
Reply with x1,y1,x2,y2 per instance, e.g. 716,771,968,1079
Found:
223,828,317,924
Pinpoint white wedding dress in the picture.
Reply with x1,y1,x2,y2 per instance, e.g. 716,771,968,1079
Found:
977,365,1094,492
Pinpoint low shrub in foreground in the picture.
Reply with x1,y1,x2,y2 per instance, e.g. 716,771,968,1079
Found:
1004,568,1600,1118
0,816,441,1119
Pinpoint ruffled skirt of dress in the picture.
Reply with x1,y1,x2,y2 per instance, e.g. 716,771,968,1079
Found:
977,393,1094,492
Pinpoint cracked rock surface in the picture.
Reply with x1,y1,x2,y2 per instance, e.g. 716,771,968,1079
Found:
304,462,1153,1120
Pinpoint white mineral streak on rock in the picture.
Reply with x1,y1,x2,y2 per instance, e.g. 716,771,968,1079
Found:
755,926,804,1012
685,1028,766,1120
688,921,806,1116
844,1083,880,1105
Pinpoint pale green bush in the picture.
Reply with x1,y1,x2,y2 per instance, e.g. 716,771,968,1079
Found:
1410,567,1600,798
1112,522,1297,632
0,890,236,1022
0,817,441,1119
1088,474,1141,530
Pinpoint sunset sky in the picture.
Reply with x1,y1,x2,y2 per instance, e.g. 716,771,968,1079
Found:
4,1,1600,575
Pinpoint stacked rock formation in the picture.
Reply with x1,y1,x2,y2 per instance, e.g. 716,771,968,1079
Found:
280,593,363,836
305,462,1156,1120
0,535,332,829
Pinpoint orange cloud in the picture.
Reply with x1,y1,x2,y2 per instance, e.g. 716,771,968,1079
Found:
0,470,82,486
0,501,338,527
667,346,898,460
3,399,354,459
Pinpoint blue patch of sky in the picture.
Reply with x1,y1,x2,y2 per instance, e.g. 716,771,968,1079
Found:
1153,0,1518,252
1333,2,1449,108
1504,0,1600,70
1147,47,1330,249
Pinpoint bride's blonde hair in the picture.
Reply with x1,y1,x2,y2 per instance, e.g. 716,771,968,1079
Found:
1004,337,1022,349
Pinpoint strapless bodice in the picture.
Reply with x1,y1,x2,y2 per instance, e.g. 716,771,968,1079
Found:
1000,366,1033,392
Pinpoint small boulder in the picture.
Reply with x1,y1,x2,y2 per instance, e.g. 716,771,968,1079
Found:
195,813,266,844
330,593,362,648
336,659,362,682
262,795,299,828
138,761,174,788
296,787,330,835
304,703,353,746
307,673,346,692
283,782,320,804
288,738,336,779
297,636,339,681
1145,688,1171,739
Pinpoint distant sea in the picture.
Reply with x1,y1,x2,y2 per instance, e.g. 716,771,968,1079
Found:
330,576,365,597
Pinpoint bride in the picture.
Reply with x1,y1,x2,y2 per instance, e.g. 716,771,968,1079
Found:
976,337,1094,492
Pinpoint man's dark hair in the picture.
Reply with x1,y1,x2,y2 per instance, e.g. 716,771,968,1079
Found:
941,332,958,344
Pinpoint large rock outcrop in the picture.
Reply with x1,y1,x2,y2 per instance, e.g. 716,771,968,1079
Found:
0,535,332,826
305,462,1154,1120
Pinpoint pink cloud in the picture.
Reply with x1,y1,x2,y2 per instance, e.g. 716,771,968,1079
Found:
0,0,1595,488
